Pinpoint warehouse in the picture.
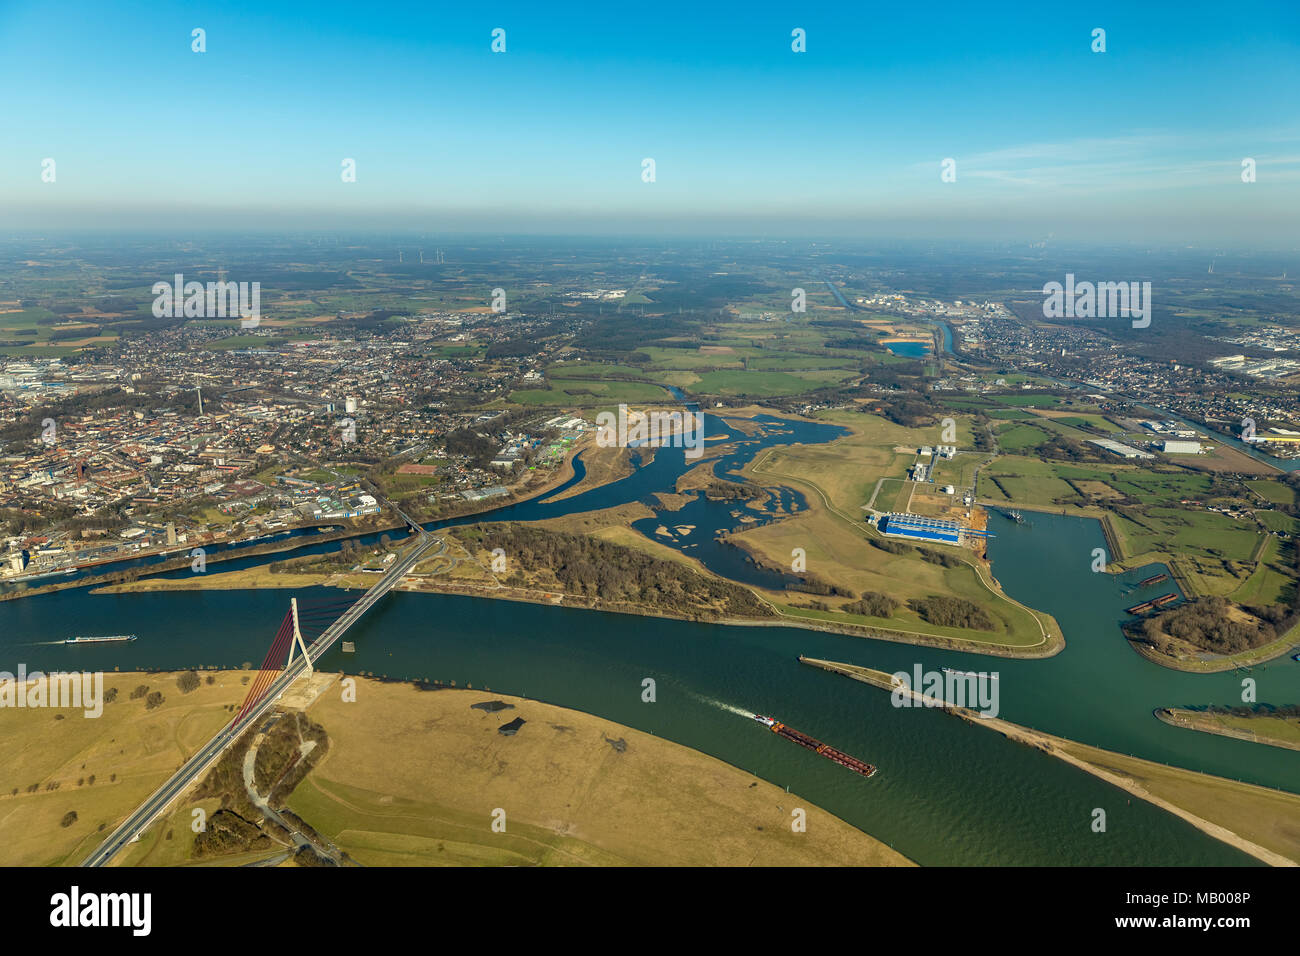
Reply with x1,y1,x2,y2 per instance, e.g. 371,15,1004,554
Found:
1089,438,1154,459
878,513,964,544
1159,439,1202,454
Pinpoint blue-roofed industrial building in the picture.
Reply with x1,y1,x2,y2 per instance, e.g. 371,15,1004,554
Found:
877,512,992,544
879,513,961,543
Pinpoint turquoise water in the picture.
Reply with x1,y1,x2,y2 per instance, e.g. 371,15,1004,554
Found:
0,407,1293,865
6,580,1265,866
886,341,932,358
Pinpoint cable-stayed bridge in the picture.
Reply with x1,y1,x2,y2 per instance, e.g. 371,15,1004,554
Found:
81,531,436,867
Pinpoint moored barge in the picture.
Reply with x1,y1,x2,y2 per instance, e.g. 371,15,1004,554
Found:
1125,592,1179,615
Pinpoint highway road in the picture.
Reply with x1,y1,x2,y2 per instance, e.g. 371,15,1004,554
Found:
81,532,436,867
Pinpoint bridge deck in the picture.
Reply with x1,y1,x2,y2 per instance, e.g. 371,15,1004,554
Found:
81,531,436,867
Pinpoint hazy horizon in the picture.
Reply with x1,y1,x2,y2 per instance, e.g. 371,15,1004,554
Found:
3,0,1298,240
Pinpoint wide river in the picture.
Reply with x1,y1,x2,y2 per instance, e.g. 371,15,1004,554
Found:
3,405,1297,865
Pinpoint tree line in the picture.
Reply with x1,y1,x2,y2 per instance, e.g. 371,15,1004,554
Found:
464,523,774,620
1139,595,1278,656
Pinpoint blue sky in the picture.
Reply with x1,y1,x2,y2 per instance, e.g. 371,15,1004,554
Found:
1,0,1298,239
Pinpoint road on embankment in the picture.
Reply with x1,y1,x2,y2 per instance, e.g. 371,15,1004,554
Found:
81,533,435,867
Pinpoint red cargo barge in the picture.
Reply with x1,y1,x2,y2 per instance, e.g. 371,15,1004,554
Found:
1126,592,1179,615
752,714,877,778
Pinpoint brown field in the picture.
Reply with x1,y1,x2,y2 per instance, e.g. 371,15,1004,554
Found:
1075,479,1125,499
1183,443,1280,475
289,680,913,866
534,501,657,536
0,670,252,866
720,403,783,418
586,523,704,569
59,336,118,347
93,565,324,593
674,460,724,492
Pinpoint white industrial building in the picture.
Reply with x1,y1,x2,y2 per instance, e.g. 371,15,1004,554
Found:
1089,438,1154,459
1160,439,1202,454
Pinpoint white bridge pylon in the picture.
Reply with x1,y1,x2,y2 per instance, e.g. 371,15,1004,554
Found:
285,597,314,676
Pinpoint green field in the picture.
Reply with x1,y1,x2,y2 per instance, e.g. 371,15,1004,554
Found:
1248,480,1296,506
1054,414,1122,433
746,354,859,371
427,344,486,359
0,345,82,357
545,362,650,380
995,423,1054,453
1114,506,1259,562
0,307,59,336
1226,535,1293,606
1099,471,1212,502
1256,510,1297,534
990,394,1064,407
979,456,1079,506
979,452,1279,597
693,368,855,396
872,478,908,513
928,453,987,489
510,378,668,405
